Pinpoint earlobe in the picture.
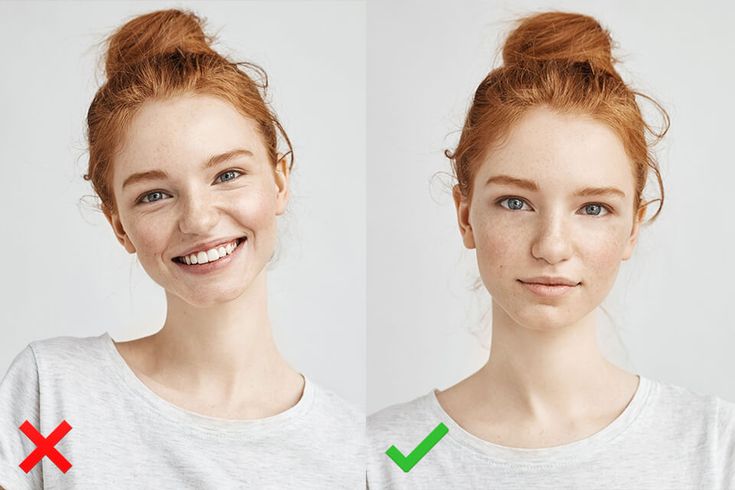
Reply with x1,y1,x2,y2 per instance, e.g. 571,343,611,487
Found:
452,185,476,249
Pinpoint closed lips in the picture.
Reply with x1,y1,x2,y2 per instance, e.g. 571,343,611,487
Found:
519,277,580,286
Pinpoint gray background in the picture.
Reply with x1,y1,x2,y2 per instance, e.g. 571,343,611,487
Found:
2,0,734,419
0,1,366,409
367,0,735,414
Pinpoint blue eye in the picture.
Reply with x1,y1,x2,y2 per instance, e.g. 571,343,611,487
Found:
582,203,609,216
139,190,168,204
498,197,530,211
136,169,244,205
216,170,243,183
496,197,612,216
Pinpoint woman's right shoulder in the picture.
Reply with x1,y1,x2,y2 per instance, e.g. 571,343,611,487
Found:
4,333,109,379
367,391,438,444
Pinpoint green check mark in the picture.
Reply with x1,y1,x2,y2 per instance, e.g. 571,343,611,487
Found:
385,422,448,473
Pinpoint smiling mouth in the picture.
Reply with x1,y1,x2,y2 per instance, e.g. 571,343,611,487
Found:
173,236,246,264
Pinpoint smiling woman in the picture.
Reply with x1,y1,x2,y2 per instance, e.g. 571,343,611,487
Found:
0,7,364,489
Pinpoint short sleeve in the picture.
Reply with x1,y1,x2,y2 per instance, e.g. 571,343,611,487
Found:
0,345,43,490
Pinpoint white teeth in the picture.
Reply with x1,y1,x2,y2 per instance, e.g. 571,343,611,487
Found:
178,238,241,265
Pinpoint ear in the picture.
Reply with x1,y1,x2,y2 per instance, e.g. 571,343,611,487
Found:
452,185,476,249
103,206,136,254
274,157,290,215
621,202,647,261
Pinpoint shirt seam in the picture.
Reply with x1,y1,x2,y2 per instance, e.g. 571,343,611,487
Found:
103,335,315,437
429,377,654,467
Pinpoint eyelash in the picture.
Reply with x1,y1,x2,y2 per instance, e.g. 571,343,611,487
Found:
136,169,244,205
495,196,613,217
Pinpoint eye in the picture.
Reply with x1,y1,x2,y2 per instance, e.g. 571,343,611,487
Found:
216,169,244,183
136,169,245,205
579,203,612,217
497,196,532,211
138,190,169,205
496,197,613,217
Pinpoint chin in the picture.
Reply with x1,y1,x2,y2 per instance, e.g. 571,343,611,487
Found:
500,301,582,332
517,315,574,332
175,282,251,308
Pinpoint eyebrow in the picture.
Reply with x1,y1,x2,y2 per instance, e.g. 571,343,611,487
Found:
122,148,254,190
485,174,627,199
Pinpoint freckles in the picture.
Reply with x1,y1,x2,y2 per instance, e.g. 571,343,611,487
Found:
130,221,162,254
475,223,518,278
232,187,278,228
583,228,627,270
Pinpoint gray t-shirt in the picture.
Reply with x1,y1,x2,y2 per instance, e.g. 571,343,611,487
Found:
0,333,365,489
367,375,735,489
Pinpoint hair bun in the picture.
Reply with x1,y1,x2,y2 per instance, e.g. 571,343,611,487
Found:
502,12,617,76
104,9,217,79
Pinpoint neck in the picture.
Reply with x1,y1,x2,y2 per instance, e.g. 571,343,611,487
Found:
478,299,628,420
150,269,295,398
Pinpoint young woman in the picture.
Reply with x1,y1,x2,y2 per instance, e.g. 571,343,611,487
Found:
367,11,734,488
0,9,363,489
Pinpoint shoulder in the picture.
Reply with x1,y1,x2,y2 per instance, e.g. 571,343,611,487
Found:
24,334,109,376
645,377,735,442
368,391,437,449
3,334,106,380
302,378,365,474
368,391,435,428
307,378,365,435
647,376,728,416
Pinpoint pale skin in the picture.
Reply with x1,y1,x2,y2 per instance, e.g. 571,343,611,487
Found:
103,93,303,419
436,105,648,448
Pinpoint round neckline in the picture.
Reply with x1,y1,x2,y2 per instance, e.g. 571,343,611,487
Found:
427,374,653,465
99,331,315,437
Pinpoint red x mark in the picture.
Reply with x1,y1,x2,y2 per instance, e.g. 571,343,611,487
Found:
18,420,72,473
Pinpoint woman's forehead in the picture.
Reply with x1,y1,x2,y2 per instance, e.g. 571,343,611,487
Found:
115,96,266,172
478,107,635,192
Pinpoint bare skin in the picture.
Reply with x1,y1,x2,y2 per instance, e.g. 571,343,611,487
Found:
104,94,303,420
439,106,647,448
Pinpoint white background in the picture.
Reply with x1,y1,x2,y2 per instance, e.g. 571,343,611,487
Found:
367,0,735,414
0,1,366,409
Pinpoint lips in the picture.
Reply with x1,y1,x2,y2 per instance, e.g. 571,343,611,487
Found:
519,277,580,286
172,236,246,261
519,280,579,298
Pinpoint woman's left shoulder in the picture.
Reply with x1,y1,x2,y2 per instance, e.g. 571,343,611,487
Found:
307,378,365,432
646,376,735,425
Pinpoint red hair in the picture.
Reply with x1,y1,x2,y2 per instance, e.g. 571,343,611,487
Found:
446,11,669,222
83,9,293,217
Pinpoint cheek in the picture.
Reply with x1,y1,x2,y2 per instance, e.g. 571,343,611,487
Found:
471,212,522,285
578,224,630,289
124,217,166,257
232,182,279,236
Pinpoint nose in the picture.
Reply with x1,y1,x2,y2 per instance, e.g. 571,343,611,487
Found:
530,210,573,265
176,189,220,235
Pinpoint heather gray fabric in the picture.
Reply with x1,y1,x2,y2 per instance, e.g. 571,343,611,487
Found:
0,333,365,489
367,375,735,489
